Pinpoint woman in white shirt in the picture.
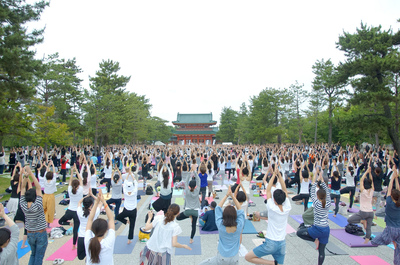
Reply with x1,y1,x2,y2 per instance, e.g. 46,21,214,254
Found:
139,204,191,265
43,161,57,227
77,195,102,260
59,165,83,250
80,160,92,197
216,156,226,185
292,163,311,212
152,163,173,213
206,161,215,198
116,169,138,244
85,190,115,265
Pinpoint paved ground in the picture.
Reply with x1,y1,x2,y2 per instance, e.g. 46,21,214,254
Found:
16,175,394,265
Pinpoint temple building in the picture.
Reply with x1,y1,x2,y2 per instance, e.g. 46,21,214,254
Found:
171,113,217,145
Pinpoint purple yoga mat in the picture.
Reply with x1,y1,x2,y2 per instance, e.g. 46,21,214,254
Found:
290,215,304,224
199,227,219,234
348,208,359,213
330,229,377,248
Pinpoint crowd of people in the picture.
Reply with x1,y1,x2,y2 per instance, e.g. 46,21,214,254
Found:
0,143,399,265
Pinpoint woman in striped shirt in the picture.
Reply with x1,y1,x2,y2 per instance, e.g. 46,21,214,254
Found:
297,167,331,265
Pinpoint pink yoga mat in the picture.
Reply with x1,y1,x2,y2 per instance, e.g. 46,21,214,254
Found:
46,238,77,261
46,219,60,232
206,197,214,204
350,255,390,265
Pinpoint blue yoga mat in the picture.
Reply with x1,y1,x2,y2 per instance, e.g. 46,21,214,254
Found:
175,236,202,255
17,240,31,259
113,236,138,254
242,220,258,234
328,214,348,227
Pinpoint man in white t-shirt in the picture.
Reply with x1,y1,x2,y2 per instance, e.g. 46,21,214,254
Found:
245,168,291,265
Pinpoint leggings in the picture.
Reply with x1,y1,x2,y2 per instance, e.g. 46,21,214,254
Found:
116,208,137,240
200,187,207,208
331,193,340,215
59,209,80,245
77,237,86,260
207,181,214,197
292,193,310,211
297,228,326,265
176,211,198,239
100,178,111,193
340,186,355,208
287,178,301,194
347,210,374,239
106,198,122,219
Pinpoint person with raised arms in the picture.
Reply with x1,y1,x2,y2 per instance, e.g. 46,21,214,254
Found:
199,185,245,265
245,166,291,265
85,190,115,265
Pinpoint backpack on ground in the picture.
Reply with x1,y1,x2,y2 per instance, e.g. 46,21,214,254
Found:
146,185,154,195
345,223,365,236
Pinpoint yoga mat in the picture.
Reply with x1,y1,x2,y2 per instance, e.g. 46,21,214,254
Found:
46,219,60,232
115,221,123,231
214,185,228,190
175,236,201,255
151,196,159,201
137,190,146,196
305,240,348,256
213,181,218,185
4,207,9,214
330,229,377,248
373,217,386,228
113,236,138,254
239,244,248,257
46,238,77,261
17,240,31,259
350,255,390,265
242,220,258,234
342,194,349,199
98,184,106,188
328,214,349,227
252,238,264,247
290,215,303,224
175,197,185,206
348,208,359,213
206,197,214,204
199,227,219,234
173,189,183,196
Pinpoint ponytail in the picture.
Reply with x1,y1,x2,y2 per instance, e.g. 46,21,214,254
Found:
89,219,108,263
82,197,94,218
89,237,101,264
82,172,88,186
164,203,180,225
317,189,327,208
71,179,79,194
0,228,11,253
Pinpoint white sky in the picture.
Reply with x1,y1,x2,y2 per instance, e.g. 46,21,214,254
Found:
30,0,400,125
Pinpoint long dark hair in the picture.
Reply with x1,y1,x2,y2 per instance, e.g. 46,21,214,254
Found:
89,219,108,263
82,197,94,218
164,204,180,225
391,190,400,208
317,189,326,208
82,171,88,186
162,170,169,189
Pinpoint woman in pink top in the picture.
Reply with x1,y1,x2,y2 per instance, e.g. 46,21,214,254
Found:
347,166,374,243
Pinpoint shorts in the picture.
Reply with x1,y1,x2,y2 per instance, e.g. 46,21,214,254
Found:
308,225,330,244
253,237,286,264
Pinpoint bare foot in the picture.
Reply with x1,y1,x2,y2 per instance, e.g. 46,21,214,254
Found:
315,238,319,250
393,241,397,249
360,220,367,230
20,245,28,249
127,219,130,225
363,238,370,244
333,215,336,218
190,238,193,244
127,240,132,244
72,245,77,250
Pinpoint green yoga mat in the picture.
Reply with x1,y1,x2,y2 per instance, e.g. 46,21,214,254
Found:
175,197,185,205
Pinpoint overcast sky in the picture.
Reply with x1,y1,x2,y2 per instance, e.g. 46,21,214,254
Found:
30,0,400,125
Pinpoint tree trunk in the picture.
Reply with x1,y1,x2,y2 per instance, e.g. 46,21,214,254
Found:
384,104,400,153
275,110,281,144
314,110,318,145
94,110,99,147
0,134,3,151
396,74,399,135
328,97,333,145
375,133,379,148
